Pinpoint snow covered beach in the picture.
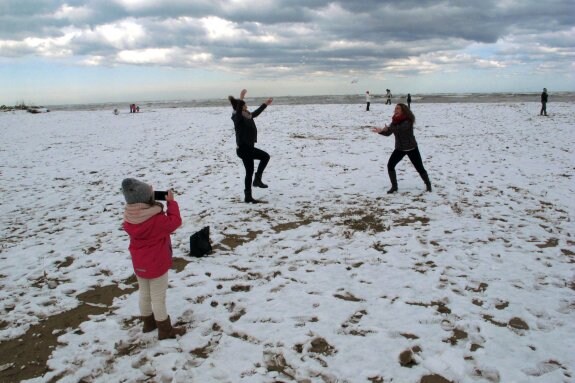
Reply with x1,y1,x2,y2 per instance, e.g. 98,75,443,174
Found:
1,101,574,382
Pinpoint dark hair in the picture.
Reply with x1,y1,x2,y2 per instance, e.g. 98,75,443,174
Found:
396,103,415,124
228,96,245,112
228,95,237,108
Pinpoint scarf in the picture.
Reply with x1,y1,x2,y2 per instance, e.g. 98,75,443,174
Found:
124,203,163,224
391,114,408,125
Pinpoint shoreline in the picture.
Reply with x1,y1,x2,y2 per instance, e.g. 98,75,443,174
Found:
3,91,574,112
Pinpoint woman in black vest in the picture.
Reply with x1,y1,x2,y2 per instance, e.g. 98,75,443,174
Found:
229,90,273,203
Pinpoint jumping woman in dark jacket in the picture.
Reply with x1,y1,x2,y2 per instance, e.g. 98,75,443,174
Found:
229,89,273,203
372,103,432,194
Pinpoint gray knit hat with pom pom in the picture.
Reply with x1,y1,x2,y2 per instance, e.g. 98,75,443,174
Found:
121,178,153,204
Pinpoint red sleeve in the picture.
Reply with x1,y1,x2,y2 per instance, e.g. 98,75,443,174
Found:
153,201,182,235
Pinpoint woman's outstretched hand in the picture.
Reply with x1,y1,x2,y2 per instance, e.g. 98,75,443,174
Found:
240,89,247,100
372,125,389,134
265,97,273,105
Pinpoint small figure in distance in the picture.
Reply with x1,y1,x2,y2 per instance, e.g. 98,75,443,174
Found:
385,89,392,105
372,103,432,194
540,88,548,116
407,93,411,109
229,89,274,203
366,91,371,111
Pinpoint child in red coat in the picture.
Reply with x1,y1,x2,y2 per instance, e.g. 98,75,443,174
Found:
121,178,186,340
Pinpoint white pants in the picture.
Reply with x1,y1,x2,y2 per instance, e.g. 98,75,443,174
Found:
137,272,169,321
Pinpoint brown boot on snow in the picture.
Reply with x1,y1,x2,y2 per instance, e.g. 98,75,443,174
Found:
156,316,186,340
142,314,157,333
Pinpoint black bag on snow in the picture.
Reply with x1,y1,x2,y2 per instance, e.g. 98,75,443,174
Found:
189,226,212,257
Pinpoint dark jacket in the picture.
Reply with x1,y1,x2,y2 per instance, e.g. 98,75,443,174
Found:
381,119,418,151
232,104,267,148
541,92,548,103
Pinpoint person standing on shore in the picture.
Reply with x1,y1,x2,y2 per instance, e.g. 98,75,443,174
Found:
385,89,392,105
121,178,186,340
372,103,432,194
540,88,548,116
229,89,273,203
366,91,371,111
407,93,412,109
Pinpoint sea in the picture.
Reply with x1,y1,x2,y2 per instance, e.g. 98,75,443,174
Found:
32,92,575,112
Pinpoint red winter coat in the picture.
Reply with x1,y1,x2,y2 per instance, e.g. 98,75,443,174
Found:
123,201,182,279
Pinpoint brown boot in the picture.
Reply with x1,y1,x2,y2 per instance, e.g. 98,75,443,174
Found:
142,314,157,333
156,316,186,340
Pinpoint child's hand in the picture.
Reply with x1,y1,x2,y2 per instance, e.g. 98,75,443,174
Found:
166,189,175,202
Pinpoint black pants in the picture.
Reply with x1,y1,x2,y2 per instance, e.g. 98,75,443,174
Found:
236,146,270,191
540,102,547,115
366,102,370,111
387,147,428,178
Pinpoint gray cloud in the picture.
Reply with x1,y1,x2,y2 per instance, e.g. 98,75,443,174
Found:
0,0,573,78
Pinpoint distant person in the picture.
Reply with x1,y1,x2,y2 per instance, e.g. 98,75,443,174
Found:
372,103,432,193
113,108,119,115
540,88,548,116
366,91,371,111
229,89,273,203
121,178,186,340
407,93,412,109
136,105,140,113
385,89,392,105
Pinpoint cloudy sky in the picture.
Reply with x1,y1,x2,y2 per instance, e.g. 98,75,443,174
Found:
1,0,573,105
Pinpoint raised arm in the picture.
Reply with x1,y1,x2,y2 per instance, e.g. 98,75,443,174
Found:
251,98,273,118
